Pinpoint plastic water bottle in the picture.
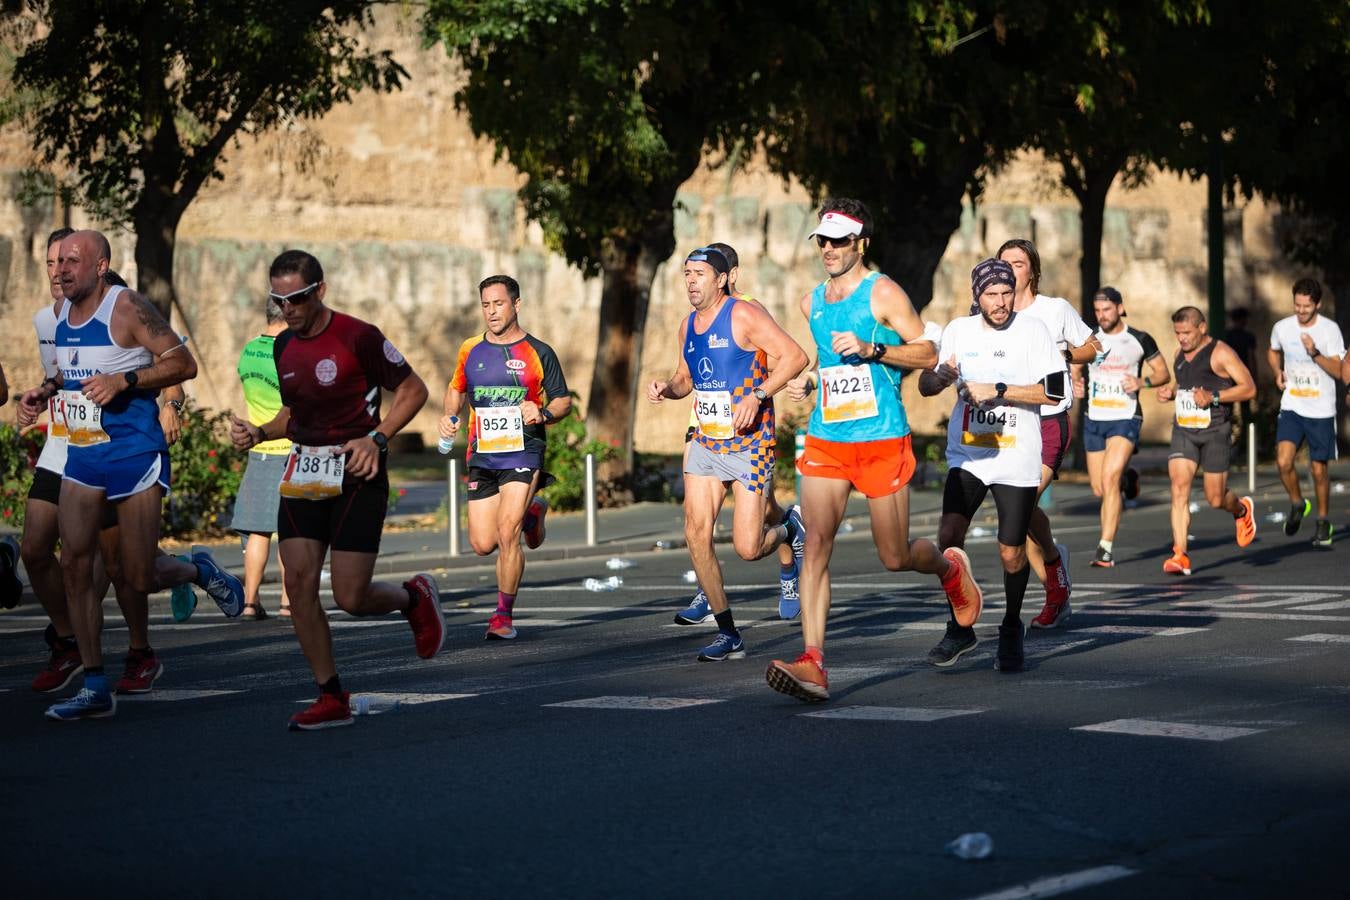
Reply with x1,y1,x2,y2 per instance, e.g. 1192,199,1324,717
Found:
606,557,636,570
351,694,400,716
438,416,458,455
945,832,993,860
582,575,622,592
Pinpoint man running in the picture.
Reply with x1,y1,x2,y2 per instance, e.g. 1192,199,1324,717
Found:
1156,306,1257,575
438,274,570,641
230,250,441,731
673,241,804,624
16,230,243,721
1074,286,1170,566
649,246,807,663
919,258,1064,673
996,239,1099,629
1268,278,1345,547
764,200,981,701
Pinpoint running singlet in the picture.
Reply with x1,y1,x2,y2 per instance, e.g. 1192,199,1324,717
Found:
1270,315,1345,419
1173,340,1233,430
237,334,291,455
939,312,1060,488
33,300,68,474
1087,326,1161,422
682,297,774,454
806,272,907,442
54,286,165,461
1017,294,1094,416
450,332,568,470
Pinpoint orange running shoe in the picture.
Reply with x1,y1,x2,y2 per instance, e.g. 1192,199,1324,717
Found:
1162,547,1192,576
940,547,983,628
1235,496,1256,548
765,654,829,702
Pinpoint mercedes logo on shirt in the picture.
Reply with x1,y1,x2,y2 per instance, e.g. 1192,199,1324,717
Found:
698,358,714,380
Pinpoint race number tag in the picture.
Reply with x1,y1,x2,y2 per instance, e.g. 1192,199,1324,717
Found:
279,444,345,500
61,390,109,446
961,404,1019,449
1089,374,1130,411
476,406,525,454
693,390,735,440
819,364,879,423
48,394,69,439
1288,362,1321,399
1175,390,1212,429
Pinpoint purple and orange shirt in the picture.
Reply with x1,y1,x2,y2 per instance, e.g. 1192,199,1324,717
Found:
450,332,568,470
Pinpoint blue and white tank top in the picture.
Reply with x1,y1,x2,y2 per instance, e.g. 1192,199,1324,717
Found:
682,297,773,454
807,272,909,442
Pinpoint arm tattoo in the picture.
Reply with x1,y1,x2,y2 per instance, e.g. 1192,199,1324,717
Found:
129,293,172,339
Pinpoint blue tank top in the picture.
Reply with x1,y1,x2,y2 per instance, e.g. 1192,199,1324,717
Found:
682,297,773,453
807,272,909,442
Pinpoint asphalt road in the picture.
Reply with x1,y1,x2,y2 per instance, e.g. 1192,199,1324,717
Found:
2,484,1348,899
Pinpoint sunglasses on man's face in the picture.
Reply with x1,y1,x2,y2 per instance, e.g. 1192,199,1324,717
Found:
268,282,320,306
815,235,856,249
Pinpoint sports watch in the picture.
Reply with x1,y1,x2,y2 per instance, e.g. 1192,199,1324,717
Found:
123,370,139,388
995,382,1007,399
753,388,769,401
368,430,389,453
870,342,887,361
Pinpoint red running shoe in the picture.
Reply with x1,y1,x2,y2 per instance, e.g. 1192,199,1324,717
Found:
403,574,445,659
765,654,829,702
114,650,164,695
32,642,83,694
524,497,549,549
485,612,518,640
289,691,352,731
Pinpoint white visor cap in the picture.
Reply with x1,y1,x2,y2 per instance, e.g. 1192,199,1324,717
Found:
807,211,864,241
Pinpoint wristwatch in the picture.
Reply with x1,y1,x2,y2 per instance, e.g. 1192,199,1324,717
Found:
753,388,769,401
995,382,1007,399
123,370,139,388
368,430,389,453
1309,347,1320,358
1210,393,1222,409
870,342,887,361
540,408,554,423
1062,349,1074,363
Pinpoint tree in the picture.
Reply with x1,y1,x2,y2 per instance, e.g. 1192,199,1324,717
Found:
12,0,406,317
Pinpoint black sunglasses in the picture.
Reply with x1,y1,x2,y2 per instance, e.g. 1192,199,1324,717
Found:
268,282,320,306
814,235,856,249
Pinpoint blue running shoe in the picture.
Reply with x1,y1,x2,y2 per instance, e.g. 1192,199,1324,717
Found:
45,687,116,721
170,554,198,622
193,550,245,618
778,560,801,621
783,504,806,561
674,590,713,626
698,631,745,662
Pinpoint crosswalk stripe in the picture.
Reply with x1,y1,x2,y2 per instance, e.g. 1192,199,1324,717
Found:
1073,718,1270,741
544,695,724,710
802,705,985,722
1286,633,1350,643
118,689,241,702
961,864,1138,900
1079,625,1208,637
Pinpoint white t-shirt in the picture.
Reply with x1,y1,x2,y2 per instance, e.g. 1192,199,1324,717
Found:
1271,314,1345,419
939,311,1061,488
1087,326,1162,422
32,301,68,475
1017,294,1094,416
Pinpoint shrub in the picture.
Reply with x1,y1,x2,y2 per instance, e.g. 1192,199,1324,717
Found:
0,424,43,528
539,395,617,511
163,402,247,538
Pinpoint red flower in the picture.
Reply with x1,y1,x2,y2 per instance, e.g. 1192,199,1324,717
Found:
208,465,217,473
398,488,407,496
2,509,11,518
207,449,217,457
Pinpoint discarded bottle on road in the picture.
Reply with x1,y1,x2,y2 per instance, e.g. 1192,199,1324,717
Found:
1265,511,1286,524
351,694,400,716
583,576,623,592
682,570,698,584
606,557,635,570
945,832,993,860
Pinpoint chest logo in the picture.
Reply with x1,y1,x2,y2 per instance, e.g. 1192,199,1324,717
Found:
315,357,338,386
707,333,729,349
697,358,714,380
506,359,526,371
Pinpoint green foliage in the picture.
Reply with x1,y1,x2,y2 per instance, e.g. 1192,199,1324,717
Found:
775,410,808,487
163,403,247,538
0,424,42,529
538,398,616,511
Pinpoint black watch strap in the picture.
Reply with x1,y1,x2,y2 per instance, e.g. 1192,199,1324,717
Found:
369,430,389,452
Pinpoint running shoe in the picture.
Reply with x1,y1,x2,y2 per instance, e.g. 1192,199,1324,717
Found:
1313,519,1334,548
697,631,745,662
45,687,116,722
524,496,549,549
192,550,245,618
927,622,978,667
1122,467,1140,501
994,621,1025,672
1044,543,1071,603
170,554,198,622
674,590,713,626
403,574,446,658
1,535,22,610
1162,547,1192,576
114,650,163,695
778,562,801,621
940,547,983,628
765,653,829,702
288,691,352,731
784,504,806,560
32,638,83,694
1235,496,1257,548
485,612,518,640
1090,545,1115,568
1285,498,1311,536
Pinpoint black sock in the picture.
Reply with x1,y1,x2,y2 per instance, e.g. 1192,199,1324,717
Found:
1003,564,1031,626
85,666,104,677
319,674,344,697
946,614,974,637
714,609,737,636
129,645,154,657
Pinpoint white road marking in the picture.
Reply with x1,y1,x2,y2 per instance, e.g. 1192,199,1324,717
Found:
290,692,474,705
119,689,241,702
1079,625,1208,637
1073,718,1270,741
961,864,1138,900
544,695,724,710
1287,633,1350,643
802,705,985,722
1026,639,1096,658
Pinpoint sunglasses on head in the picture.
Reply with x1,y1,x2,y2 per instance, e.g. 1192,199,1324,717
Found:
814,235,856,249
268,282,320,306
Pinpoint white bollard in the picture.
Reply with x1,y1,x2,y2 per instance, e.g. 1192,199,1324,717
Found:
585,453,597,546
1247,422,1256,495
448,457,461,558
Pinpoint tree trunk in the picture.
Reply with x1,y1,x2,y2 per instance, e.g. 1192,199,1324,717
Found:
1061,151,1124,324
132,197,183,319
1325,217,1350,454
585,206,676,499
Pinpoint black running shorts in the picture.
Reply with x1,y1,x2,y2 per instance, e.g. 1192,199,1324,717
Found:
278,470,388,554
942,467,1038,547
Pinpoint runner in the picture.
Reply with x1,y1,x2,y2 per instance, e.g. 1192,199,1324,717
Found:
649,245,807,663
1074,286,1170,566
918,258,1064,673
229,250,441,731
997,238,1100,629
764,200,981,701
673,241,804,624
1156,306,1257,575
438,274,570,641
1268,278,1345,547
15,230,243,722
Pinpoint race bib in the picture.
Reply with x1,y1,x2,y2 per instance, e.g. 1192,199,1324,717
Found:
1089,374,1131,411
476,406,525,454
1288,362,1321,399
279,444,346,500
48,394,69,439
61,390,109,446
1175,389,1212,429
819,364,879,423
693,390,735,440
961,404,1020,449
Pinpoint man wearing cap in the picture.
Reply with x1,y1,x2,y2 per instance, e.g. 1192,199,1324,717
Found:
764,199,983,702
919,258,1064,673
1073,286,1170,567
648,246,808,663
